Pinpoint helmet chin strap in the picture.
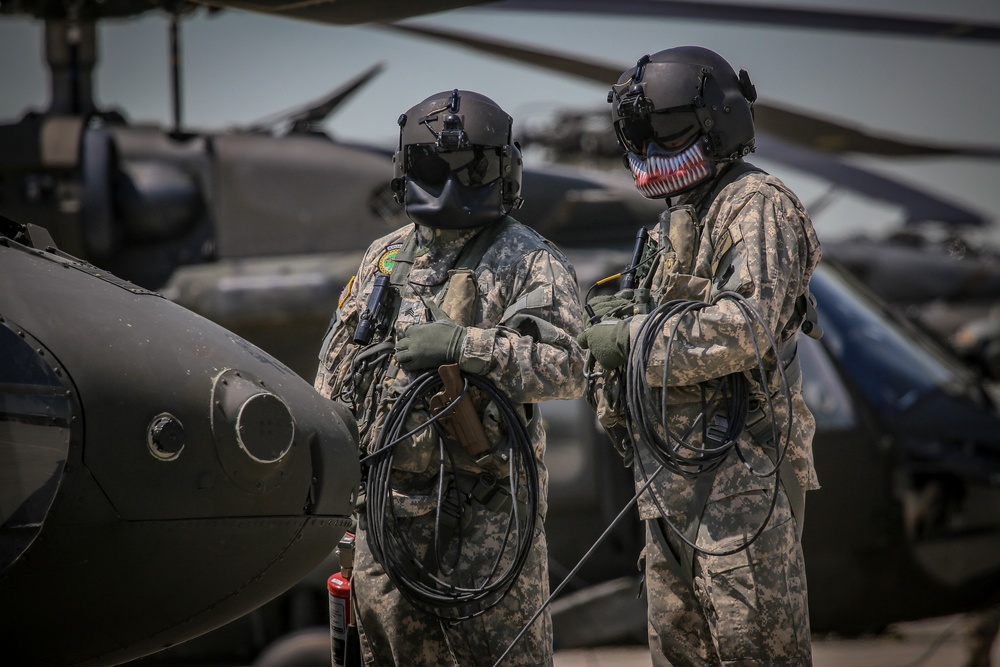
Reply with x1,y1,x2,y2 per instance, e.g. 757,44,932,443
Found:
403,174,506,229
626,138,715,199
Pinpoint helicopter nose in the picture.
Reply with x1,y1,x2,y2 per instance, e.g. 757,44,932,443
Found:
0,223,361,667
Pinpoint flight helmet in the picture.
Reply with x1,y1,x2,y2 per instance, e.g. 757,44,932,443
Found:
608,46,757,199
391,90,523,229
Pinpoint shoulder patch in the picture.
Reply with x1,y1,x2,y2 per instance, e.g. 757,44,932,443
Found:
712,225,743,276
378,242,403,275
338,275,355,309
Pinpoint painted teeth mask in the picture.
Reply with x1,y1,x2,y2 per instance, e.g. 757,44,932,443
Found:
626,139,714,199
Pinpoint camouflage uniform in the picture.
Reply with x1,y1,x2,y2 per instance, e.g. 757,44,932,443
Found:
315,217,586,667
593,165,821,666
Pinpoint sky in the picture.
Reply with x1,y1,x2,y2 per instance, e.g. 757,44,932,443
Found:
1,0,999,242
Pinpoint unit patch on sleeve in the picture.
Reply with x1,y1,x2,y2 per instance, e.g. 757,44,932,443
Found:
378,242,404,275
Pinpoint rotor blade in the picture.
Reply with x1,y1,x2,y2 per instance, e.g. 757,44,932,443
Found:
246,61,386,131
754,136,990,226
484,0,1000,44
186,0,1000,42
190,0,490,25
381,22,621,84
755,104,1000,159
384,22,1000,159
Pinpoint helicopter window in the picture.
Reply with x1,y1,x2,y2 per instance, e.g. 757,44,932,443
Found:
0,324,72,573
798,334,856,429
406,144,501,187
810,263,967,419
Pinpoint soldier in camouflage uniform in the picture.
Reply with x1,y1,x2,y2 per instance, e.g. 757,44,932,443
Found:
578,47,823,666
315,89,586,667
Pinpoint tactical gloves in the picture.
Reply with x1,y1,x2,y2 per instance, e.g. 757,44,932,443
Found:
395,320,467,371
577,319,631,370
587,294,633,320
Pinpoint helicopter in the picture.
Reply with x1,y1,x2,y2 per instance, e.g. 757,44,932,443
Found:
3,0,1000,664
0,214,362,666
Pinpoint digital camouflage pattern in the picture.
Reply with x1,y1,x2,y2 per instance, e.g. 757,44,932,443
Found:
627,167,822,522
645,489,811,666
315,216,586,667
587,164,821,666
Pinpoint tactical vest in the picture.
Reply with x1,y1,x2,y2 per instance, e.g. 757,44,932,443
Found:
346,220,530,516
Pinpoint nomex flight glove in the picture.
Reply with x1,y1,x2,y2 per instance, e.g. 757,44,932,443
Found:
395,320,467,371
577,319,630,370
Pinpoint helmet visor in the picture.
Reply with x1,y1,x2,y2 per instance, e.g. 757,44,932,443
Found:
406,144,502,188
615,110,700,156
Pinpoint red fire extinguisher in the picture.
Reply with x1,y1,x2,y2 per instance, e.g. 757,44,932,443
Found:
329,531,361,667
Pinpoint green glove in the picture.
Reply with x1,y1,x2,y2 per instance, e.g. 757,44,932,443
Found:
587,294,633,320
395,320,467,371
577,319,631,370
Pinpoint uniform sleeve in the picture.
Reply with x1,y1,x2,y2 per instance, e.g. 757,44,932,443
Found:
641,185,810,388
460,249,587,404
314,272,363,401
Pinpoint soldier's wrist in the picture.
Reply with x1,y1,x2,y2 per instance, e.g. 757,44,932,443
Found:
459,326,495,375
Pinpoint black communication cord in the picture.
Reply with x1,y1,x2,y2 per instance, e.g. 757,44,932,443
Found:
363,369,539,622
627,289,794,557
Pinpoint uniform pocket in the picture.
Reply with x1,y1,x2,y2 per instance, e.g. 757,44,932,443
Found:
694,489,810,663
387,409,437,474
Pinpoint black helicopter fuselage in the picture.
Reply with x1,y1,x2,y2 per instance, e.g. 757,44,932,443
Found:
0,217,361,666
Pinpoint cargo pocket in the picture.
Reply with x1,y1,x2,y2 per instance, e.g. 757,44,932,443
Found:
387,409,438,474
694,488,810,663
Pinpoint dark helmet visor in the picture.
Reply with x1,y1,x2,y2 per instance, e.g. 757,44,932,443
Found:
615,109,700,155
406,144,502,188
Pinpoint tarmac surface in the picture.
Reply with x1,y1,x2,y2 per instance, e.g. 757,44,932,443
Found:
552,614,989,667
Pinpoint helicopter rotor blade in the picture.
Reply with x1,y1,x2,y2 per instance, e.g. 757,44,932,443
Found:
755,136,990,226
754,103,1000,159
185,0,490,25
485,0,1000,44
182,0,1000,42
245,61,386,132
382,22,1000,159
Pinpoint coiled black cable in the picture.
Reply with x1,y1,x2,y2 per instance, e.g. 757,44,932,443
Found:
626,297,749,476
625,290,794,556
363,369,539,621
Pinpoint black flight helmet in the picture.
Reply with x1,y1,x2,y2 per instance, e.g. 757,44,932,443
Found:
608,46,757,199
391,89,523,229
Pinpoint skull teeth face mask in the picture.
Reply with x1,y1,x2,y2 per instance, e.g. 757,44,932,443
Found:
626,139,714,199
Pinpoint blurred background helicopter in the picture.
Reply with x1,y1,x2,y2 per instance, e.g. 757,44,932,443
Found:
2,0,1000,664
381,14,1000,380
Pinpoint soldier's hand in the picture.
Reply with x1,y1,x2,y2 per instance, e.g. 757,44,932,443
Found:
577,319,631,370
395,320,467,371
587,294,633,320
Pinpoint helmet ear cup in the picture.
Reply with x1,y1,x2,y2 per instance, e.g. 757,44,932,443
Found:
390,177,405,204
502,142,524,212
739,69,757,105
